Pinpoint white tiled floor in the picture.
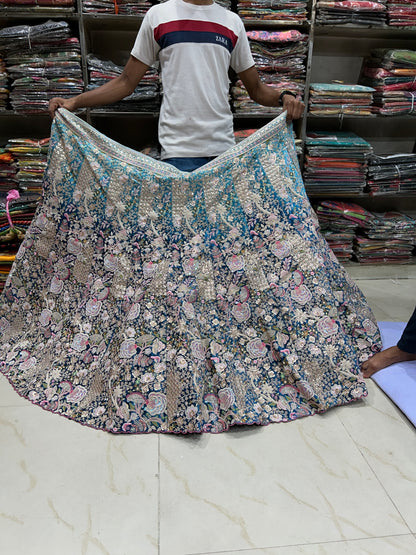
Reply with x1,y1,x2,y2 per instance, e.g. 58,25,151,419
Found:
0,276,415,555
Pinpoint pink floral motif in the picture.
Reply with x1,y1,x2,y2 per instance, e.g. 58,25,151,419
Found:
50,276,64,294
296,380,315,400
67,237,82,255
218,387,235,410
362,318,378,336
120,339,136,359
191,340,206,361
317,316,339,337
86,299,102,317
290,285,312,305
72,333,89,352
127,303,140,320
247,338,268,358
39,309,52,327
147,392,167,416
227,255,245,272
67,385,87,403
104,254,118,272
271,240,290,259
231,302,251,323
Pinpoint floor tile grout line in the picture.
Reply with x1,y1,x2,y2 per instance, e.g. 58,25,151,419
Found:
336,412,414,535
158,435,161,555
184,532,416,555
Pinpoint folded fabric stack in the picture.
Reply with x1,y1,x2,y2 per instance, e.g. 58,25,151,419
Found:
0,54,7,110
0,21,84,114
315,201,361,261
354,211,416,263
82,0,151,14
237,0,308,22
0,0,75,8
359,49,416,115
316,0,387,26
0,190,41,291
387,0,416,26
87,54,160,112
304,131,373,195
232,30,307,114
0,148,17,196
367,153,416,194
6,137,49,195
309,83,375,116
0,138,44,291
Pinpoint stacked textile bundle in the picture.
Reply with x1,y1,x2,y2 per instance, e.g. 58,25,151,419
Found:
359,49,416,115
354,211,416,263
0,0,74,8
316,0,387,26
0,54,7,110
304,131,373,195
367,153,416,194
237,0,308,22
82,0,151,14
315,201,359,261
387,0,416,26
6,137,49,195
0,21,84,114
0,148,17,195
309,83,375,116
315,200,416,263
232,30,307,114
87,54,160,112
0,146,36,291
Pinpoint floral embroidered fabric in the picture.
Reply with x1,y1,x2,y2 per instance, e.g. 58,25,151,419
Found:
0,109,381,434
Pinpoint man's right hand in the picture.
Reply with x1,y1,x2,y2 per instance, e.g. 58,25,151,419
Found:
49,97,77,119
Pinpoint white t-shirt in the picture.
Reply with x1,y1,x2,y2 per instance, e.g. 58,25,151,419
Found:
131,0,254,159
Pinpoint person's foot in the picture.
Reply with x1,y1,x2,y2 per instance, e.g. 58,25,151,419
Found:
362,345,416,378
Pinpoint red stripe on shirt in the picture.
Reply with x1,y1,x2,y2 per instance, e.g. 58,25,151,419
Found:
154,20,238,47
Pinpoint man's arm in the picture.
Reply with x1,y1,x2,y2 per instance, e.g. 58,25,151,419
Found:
48,56,150,118
238,65,304,121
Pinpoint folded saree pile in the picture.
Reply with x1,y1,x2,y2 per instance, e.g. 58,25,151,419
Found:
304,131,373,195
0,21,84,113
0,148,17,195
6,137,49,195
87,54,160,112
387,0,416,26
232,30,307,114
359,49,416,114
309,83,375,116
367,153,416,194
316,0,387,26
0,109,381,434
354,211,416,263
82,0,151,14
314,200,361,261
0,0,74,8
237,0,308,22
232,80,283,115
0,55,7,110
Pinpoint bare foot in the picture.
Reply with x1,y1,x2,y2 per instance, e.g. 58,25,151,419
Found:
362,345,416,378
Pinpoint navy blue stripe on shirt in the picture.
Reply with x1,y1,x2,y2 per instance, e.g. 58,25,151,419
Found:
157,30,234,53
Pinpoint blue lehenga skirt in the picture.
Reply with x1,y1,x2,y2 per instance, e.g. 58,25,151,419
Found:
0,109,381,434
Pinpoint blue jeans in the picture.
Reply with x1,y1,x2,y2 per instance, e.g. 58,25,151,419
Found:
164,157,216,172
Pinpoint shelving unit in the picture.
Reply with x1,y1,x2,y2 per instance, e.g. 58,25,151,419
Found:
1,0,415,268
